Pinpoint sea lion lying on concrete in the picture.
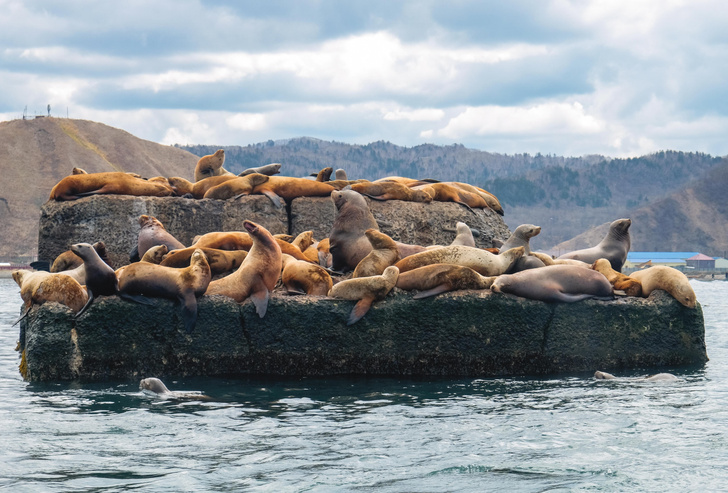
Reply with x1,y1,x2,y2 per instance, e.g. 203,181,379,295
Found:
591,258,642,296
280,254,333,295
328,266,399,325
396,264,495,299
629,266,696,308
12,270,88,323
491,264,614,303
49,172,174,201
395,245,524,276
353,229,400,278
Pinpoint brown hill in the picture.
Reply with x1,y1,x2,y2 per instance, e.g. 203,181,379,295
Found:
0,117,198,259
552,158,728,256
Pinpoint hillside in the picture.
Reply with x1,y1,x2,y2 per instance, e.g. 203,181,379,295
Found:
0,117,198,259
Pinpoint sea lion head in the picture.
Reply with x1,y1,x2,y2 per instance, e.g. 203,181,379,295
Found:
365,229,397,250
12,270,31,288
70,242,95,260
411,189,433,203
610,218,632,237
591,258,612,274
93,241,108,259
516,224,541,240
332,189,367,210
167,176,193,196
72,167,88,175
140,377,170,394
675,281,697,308
138,215,164,229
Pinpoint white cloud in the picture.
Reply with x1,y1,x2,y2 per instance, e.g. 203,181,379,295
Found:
226,112,267,131
383,108,445,122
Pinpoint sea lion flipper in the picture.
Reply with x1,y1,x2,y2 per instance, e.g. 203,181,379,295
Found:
348,297,374,325
12,305,32,326
249,289,270,318
119,292,155,305
129,244,140,263
412,284,451,299
260,190,284,208
75,290,94,318
179,293,198,332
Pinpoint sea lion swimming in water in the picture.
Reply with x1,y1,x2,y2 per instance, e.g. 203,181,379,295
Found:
139,377,213,400
594,371,678,382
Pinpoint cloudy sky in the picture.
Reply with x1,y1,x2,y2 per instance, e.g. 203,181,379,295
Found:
2,0,727,157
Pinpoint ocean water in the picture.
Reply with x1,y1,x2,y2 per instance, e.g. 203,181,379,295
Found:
0,277,726,492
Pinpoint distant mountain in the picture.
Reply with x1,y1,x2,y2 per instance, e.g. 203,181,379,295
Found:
0,117,198,259
179,140,725,251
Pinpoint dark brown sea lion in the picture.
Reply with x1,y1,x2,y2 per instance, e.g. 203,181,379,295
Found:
328,266,399,325
557,218,632,272
49,172,174,201
194,149,233,182
71,242,119,317
280,254,333,295
396,264,495,298
117,249,211,332
491,264,614,303
205,220,282,317
328,189,379,272
51,241,111,273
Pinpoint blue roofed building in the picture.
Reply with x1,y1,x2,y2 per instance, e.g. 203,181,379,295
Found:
623,252,699,271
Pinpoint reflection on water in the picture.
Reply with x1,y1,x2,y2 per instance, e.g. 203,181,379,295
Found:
1,278,727,491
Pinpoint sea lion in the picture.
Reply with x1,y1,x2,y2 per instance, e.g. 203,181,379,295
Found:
353,229,400,278
629,266,696,308
117,249,211,332
239,163,282,177
450,222,477,247
136,215,185,260
328,266,399,325
70,242,119,317
49,172,174,201
317,238,333,268
194,149,233,182
51,249,85,272
396,264,495,299
191,231,252,250
411,183,487,211
72,167,88,174
205,220,282,317
168,175,238,199
335,169,348,181
12,270,88,322
394,245,524,276
329,190,379,272
594,371,678,382
500,224,546,272
251,176,335,208
491,264,614,303
161,247,248,276
140,377,213,400
313,167,334,182
531,252,591,267
445,182,504,215
591,258,642,296
350,181,432,203
280,254,333,295
52,241,111,283
558,218,632,271
291,230,315,253
375,176,437,187
202,173,270,200
141,245,169,264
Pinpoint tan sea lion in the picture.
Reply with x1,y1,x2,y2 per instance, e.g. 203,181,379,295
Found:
137,215,185,260
446,182,504,215
205,220,282,317
329,189,379,272
374,176,436,187
140,377,213,400
558,218,632,271
12,270,88,322
396,264,496,298
141,245,169,264
72,167,88,174
350,181,432,203
280,254,333,295
251,176,335,208
202,173,270,200
317,238,333,268
629,266,696,308
353,229,400,278
491,264,614,303
450,222,476,247
194,149,233,182
328,265,399,325
161,247,248,276
168,175,238,199
531,252,591,267
117,249,211,332
71,242,118,316
591,258,642,296
239,163,282,177
594,371,678,382
49,172,174,201
291,230,315,253
191,231,252,250
411,183,487,211
394,245,524,276
500,224,546,272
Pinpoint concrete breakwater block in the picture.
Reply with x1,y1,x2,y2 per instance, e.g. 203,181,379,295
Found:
18,290,707,382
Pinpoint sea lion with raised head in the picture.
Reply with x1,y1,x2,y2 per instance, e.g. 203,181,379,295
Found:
280,254,333,295
491,264,614,303
335,169,348,181
239,163,282,177
449,222,477,247
591,258,642,296
558,218,632,272
194,149,233,182
312,167,334,182
205,221,282,317
141,245,169,264
629,266,696,308
136,215,185,261
329,189,380,272
396,264,496,299
353,229,400,278
117,249,211,332
394,245,524,276
71,242,119,317
328,266,399,325
49,172,174,201
51,241,111,273
500,224,546,272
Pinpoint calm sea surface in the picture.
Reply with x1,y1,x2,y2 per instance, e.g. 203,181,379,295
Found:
0,278,726,492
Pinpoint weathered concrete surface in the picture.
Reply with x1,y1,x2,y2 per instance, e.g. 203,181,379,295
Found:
18,290,707,382
38,195,287,268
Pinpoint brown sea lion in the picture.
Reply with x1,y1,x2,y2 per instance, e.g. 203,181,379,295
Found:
374,176,436,187
350,181,432,203
117,249,211,332
239,163,282,177
491,264,614,303
194,149,233,182
291,230,315,253
317,238,333,268
353,229,400,278
141,245,169,264
51,249,84,272
161,247,248,276
137,215,185,260
205,220,282,317
629,266,696,308
49,172,174,201
329,189,379,272
72,167,88,175
591,258,643,296
12,270,88,322
313,167,334,182
394,245,524,276
168,175,238,199
558,218,632,272
191,231,252,250
411,183,487,211
280,254,333,295
446,182,504,215
71,242,119,317
251,176,335,208
202,173,270,200
328,266,399,325
396,264,496,299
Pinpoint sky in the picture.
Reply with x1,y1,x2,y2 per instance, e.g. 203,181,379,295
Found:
2,0,728,157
